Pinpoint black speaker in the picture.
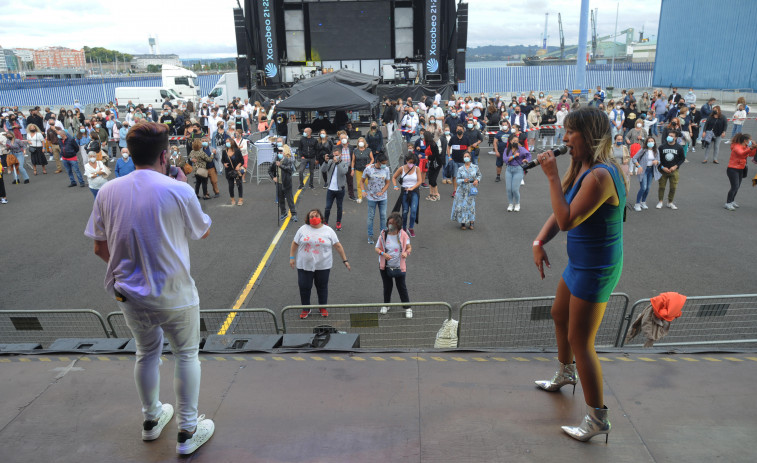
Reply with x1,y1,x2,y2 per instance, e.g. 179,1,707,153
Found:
237,57,250,89
455,51,466,82
234,8,248,57
456,3,468,50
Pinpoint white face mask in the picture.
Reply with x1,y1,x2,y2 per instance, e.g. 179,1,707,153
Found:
89,157,97,163
341,138,348,144
122,153,128,158
637,123,642,128
358,142,365,148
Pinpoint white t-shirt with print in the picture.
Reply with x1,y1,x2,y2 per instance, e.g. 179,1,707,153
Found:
294,225,340,271
84,169,211,310
362,164,390,201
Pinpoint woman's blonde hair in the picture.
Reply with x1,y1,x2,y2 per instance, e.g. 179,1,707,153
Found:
561,107,627,193
281,144,292,157
357,136,367,148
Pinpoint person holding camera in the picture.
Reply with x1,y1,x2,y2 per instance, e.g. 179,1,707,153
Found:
323,148,349,230
222,138,244,206
269,138,297,221
290,209,351,319
297,128,318,189
375,212,413,318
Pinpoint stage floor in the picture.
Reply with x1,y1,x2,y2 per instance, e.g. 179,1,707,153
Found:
0,350,754,462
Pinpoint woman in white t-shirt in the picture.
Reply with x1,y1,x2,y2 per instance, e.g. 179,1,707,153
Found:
375,212,413,318
632,136,661,211
84,150,110,198
26,124,47,175
290,209,351,319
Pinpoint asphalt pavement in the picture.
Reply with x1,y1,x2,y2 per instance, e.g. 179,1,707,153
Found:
1,137,756,320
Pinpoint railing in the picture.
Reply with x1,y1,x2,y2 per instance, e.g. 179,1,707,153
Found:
457,293,630,348
0,310,110,348
621,294,757,348
106,309,279,339
281,302,453,348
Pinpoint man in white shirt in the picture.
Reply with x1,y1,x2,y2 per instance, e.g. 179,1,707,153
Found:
400,108,419,142
84,122,215,455
426,102,444,130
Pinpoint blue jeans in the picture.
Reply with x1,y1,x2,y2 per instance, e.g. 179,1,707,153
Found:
505,165,524,204
636,166,654,203
324,187,345,224
90,187,99,198
401,189,419,230
650,122,658,136
63,159,84,184
732,124,743,137
119,302,201,432
366,198,387,237
12,153,30,181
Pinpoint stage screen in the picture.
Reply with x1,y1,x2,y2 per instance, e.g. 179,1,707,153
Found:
309,1,392,61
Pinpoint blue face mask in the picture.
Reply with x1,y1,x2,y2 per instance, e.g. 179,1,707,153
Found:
277,142,283,147
616,141,623,146
320,133,326,139
225,142,231,148
303,132,308,137
277,153,283,160
647,142,655,148
202,142,208,147
666,136,674,143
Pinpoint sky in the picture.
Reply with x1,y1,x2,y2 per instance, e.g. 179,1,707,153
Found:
0,0,661,59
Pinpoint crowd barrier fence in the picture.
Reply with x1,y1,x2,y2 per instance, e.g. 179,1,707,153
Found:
0,310,110,348
106,309,279,339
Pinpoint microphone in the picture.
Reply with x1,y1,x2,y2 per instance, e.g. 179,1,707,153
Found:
522,144,569,171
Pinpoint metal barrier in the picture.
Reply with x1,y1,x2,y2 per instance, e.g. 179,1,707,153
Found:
0,310,110,348
457,293,630,348
281,302,453,348
621,294,757,348
106,309,279,339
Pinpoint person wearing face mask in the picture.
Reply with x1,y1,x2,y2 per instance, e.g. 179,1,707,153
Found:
26,124,47,175
656,132,685,209
493,121,512,182
115,148,135,177
316,129,334,187
464,118,484,165
294,126,317,190
381,100,397,138
540,106,557,149
55,128,86,187
362,153,391,244
219,138,243,206
375,212,413,318
451,149,481,229
335,131,356,200
624,118,647,147
160,109,175,135
688,105,702,153
189,139,212,200
84,150,110,197
200,137,220,197
392,154,422,237
366,122,383,158
723,134,756,211
440,124,453,184
611,135,631,182
702,106,727,163
632,137,661,211
290,209,350,319
3,132,29,184
351,137,373,203
323,148,349,230
400,108,419,142
427,101,444,129
609,103,625,139
509,105,527,133
447,125,470,195
502,134,531,212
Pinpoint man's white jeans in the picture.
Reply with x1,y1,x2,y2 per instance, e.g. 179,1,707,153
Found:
119,302,201,432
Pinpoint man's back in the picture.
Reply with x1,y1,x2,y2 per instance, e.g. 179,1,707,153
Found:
85,169,211,309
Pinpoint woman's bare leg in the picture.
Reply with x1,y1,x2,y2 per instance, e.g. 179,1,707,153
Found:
568,294,607,408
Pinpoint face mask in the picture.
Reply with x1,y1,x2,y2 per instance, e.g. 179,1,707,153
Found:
406,162,414,168
358,142,365,148
122,152,129,158
57,134,62,139
467,124,473,129
444,131,450,135
225,142,231,148
433,105,438,108
277,153,283,160
463,157,471,163
456,131,463,136
637,123,642,128
429,120,435,124
202,142,208,147
387,224,396,232
450,113,456,117
320,133,326,139
89,157,96,162
277,142,283,148
370,126,377,130
666,136,674,143
647,142,655,148
318,116,323,119
616,141,623,146
341,138,348,144
95,124,101,128
80,128,85,133
303,132,308,137
309,217,321,226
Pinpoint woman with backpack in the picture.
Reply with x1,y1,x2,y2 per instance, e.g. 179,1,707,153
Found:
375,212,413,319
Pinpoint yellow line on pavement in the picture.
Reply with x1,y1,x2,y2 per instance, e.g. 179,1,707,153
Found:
217,174,310,335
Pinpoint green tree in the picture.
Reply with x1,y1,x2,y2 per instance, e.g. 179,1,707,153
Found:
83,46,133,64
146,64,163,73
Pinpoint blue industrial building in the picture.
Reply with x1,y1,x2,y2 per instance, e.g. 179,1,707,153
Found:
654,0,757,90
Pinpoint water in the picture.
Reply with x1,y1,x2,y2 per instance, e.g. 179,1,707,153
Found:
465,60,518,68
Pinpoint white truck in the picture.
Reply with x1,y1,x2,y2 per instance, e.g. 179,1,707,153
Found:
114,87,185,108
161,65,200,102
203,72,248,106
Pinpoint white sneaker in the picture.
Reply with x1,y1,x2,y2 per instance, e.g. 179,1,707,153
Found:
655,201,663,209
356,198,362,204
506,204,514,212
379,306,389,315
405,309,413,319
733,202,739,208
724,203,735,211
0,198,7,204
142,403,174,441
514,203,520,212
176,415,215,455
667,202,678,210
634,204,642,212
724,140,730,144
691,147,696,152
641,202,648,209
520,179,525,185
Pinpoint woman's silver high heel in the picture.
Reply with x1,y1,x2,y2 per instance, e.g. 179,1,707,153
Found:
562,405,611,443
535,361,578,393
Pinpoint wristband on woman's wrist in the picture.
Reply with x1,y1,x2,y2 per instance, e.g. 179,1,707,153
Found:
343,260,349,263
289,256,295,260
533,240,544,247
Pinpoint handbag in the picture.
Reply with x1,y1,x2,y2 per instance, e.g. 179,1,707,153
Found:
703,130,714,142
469,185,478,196
182,163,193,175
6,153,18,166
195,167,209,178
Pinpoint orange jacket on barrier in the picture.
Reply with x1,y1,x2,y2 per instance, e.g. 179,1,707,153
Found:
650,292,686,322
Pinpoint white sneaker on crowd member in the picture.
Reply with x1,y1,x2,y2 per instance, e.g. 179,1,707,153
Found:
733,202,739,208
634,203,642,212
176,415,215,455
514,204,520,212
641,202,648,209
724,203,735,211
507,204,514,212
142,403,174,441
405,309,413,319
656,201,663,209
667,202,678,210
379,306,389,315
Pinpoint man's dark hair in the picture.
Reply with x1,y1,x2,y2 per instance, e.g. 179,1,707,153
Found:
126,122,169,166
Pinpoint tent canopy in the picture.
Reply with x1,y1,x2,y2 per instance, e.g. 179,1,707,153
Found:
290,69,380,93
275,80,380,112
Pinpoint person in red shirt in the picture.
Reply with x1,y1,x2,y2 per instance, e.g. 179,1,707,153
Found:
724,133,756,211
